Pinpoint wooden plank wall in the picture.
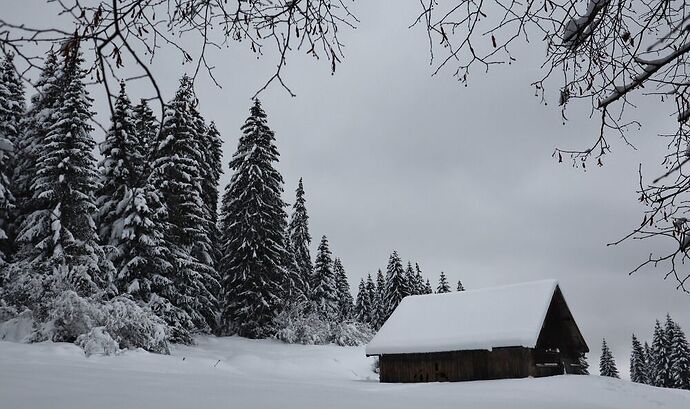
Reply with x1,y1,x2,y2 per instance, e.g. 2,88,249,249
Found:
379,347,532,383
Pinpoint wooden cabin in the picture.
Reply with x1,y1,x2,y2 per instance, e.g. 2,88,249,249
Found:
365,280,589,383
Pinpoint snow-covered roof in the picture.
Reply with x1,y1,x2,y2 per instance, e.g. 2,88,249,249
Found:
366,279,565,356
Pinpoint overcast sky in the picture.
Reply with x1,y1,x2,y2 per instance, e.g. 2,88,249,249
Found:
8,1,690,377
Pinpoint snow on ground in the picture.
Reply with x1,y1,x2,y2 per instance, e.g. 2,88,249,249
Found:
1,336,689,409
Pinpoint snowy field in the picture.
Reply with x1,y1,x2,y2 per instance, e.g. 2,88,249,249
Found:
1,337,689,409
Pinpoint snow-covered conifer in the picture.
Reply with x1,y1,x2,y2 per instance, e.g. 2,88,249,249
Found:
668,317,690,389
599,338,620,378
219,99,289,337
0,52,24,264
650,319,671,387
288,178,313,296
132,99,157,175
436,272,451,293
310,235,339,320
354,278,370,323
424,278,433,294
382,251,407,324
12,51,60,234
365,273,376,324
96,82,142,252
630,334,647,384
149,75,218,334
457,280,465,291
196,121,223,275
15,51,110,298
404,262,417,296
577,353,590,375
334,257,353,320
414,263,425,294
643,341,652,385
372,269,386,329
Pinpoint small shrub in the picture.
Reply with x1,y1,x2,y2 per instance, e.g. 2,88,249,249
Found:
76,327,120,356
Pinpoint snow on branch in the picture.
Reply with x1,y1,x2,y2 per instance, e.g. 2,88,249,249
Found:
598,42,690,109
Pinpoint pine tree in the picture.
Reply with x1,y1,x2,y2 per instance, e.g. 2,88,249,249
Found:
668,317,690,389
310,235,339,320
333,257,353,319
150,76,218,334
354,278,370,323
373,269,386,329
219,99,289,337
650,319,671,387
599,338,620,378
15,51,110,298
457,280,465,291
437,272,451,293
382,251,408,324
630,334,647,383
365,273,376,324
288,178,313,297
423,278,433,294
0,52,24,265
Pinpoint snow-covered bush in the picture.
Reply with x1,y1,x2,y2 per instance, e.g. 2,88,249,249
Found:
0,301,17,322
0,309,35,342
274,303,331,345
0,261,52,317
372,357,380,374
47,290,104,343
36,291,170,354
330,321,374,347
274,303,374,346
76,326,120,356
102,296,169,354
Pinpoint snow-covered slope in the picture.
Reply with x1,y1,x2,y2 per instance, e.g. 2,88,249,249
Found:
1,337,688,409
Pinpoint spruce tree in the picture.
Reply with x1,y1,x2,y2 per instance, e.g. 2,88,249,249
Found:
668,318,690,389
11,51,59,254
644,342,652,385
437,272,451,293
650,319,671,387
404,262,417,296
373,269,386,329
457,280,465,291
310,235,339,320
219,99,289,337
382,251,408,324
96,82,142,252
354,278,370,324
132,98,157,175
288,178,313,297
577,353,590,375
196,121,223,276
15,51,110,298
365,273,376,324
0,52,24,265
630,334,647,384
281,230,308,302
414,263,425,294
424,278,433,294
599,338,620,378
333,257,353,319
150,76,218,334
